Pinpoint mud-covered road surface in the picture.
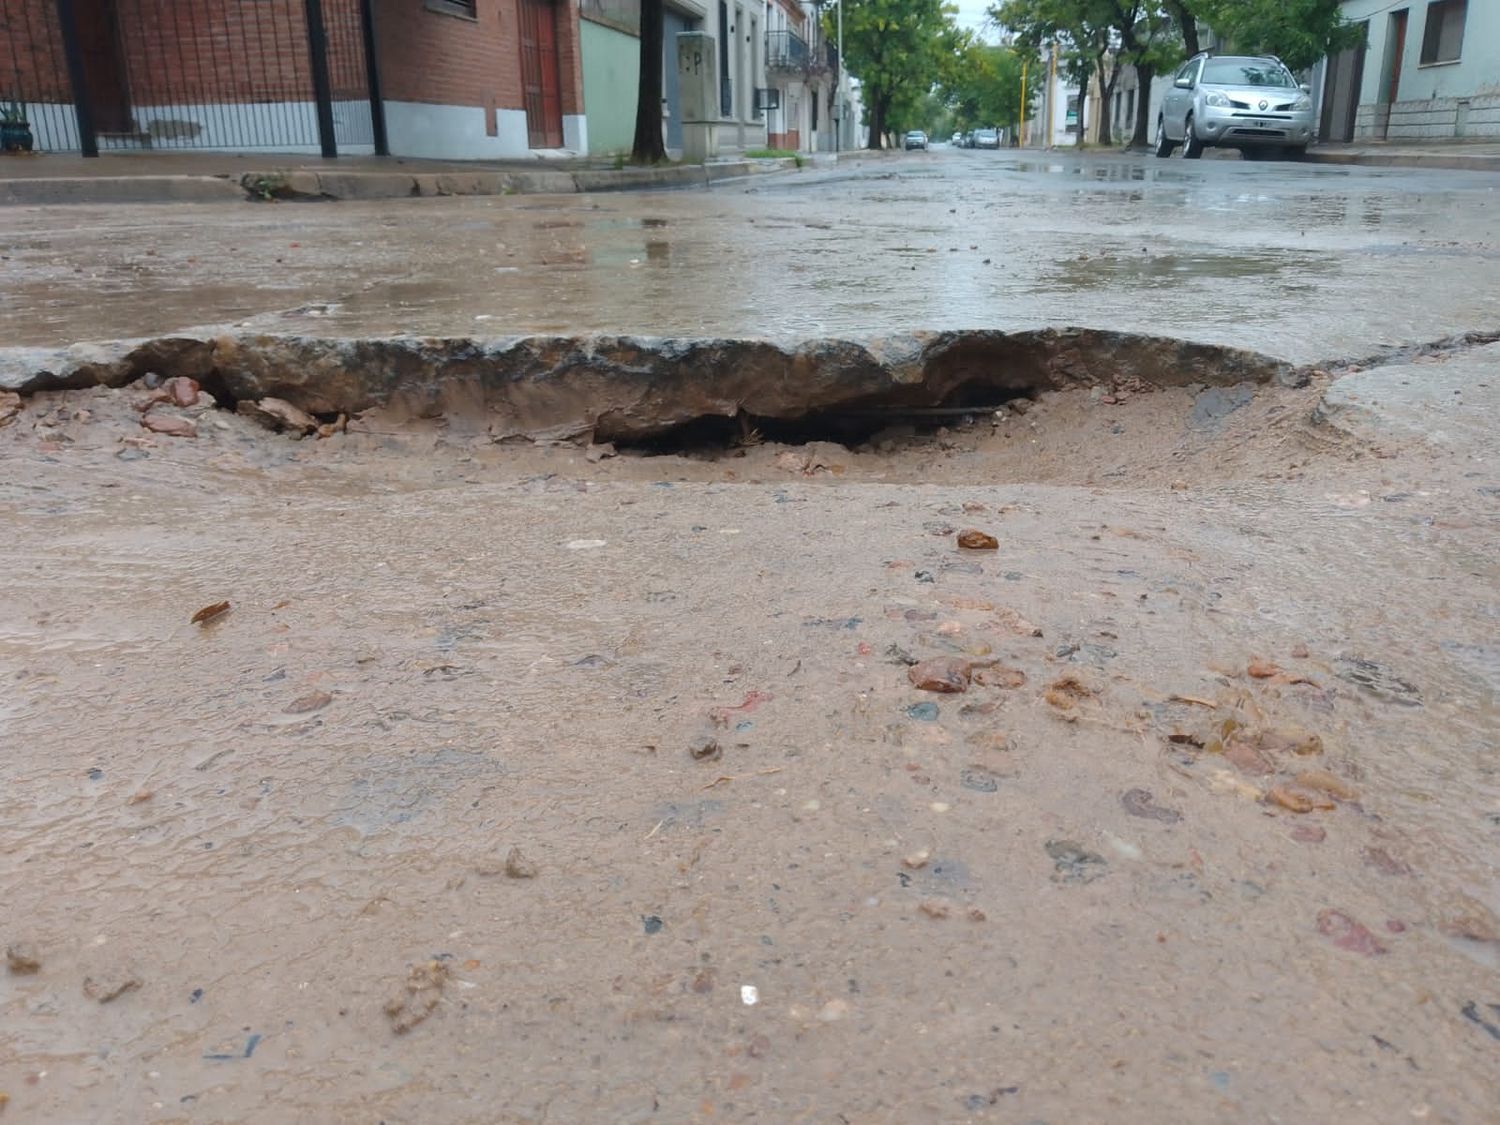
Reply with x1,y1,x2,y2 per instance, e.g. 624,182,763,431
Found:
3,153,1499,1121
3,341,1499,1121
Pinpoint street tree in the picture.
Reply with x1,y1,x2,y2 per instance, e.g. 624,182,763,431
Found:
939,31,1031,133
993,0,1176,148
631,0,668,163
837,0,951,148
1104,0,1179,148
992,0,1118,143
1190,0,1362,71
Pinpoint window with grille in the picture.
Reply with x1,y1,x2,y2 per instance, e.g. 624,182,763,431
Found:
427,0,479,18
1419,0,1465,64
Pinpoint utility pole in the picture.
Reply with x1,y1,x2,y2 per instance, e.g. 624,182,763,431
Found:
1019,57,1027,147
1044,41,1057,148
835,0,843,152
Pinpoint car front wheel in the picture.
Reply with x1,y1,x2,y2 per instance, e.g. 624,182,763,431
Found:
1153,116,1176,158
1182,114,1204,159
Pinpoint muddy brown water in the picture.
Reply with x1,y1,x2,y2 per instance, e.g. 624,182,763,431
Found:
2,366,1498,1122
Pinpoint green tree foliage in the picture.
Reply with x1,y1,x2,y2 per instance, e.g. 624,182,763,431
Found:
992,0,1119,141
836,0,951,148
993,0,1180,148
1193,0,1363,72
939,30,1032,132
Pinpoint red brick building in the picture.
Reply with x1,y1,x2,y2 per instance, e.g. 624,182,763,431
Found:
0,0,587,157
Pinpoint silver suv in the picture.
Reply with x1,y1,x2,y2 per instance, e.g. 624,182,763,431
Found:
1155,54,1313,160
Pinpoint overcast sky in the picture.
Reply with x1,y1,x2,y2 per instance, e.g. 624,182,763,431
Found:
952,0,997,37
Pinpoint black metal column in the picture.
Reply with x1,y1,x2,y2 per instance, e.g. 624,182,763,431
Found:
359,0,388,156
53,0,98,156
304,0,339,157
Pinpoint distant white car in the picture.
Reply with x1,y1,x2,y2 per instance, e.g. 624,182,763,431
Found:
903,130,929,151
973,128,1000,149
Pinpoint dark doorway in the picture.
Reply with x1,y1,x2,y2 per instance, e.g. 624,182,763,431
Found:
73,0,132,134
1319,27,1366,143
1379,9,1407,139
519,0,563,148
717,0,730,116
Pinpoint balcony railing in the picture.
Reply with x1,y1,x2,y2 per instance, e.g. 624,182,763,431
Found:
766,29,809,70
766,30,838,76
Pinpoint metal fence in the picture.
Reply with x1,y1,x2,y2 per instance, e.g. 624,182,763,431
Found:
0,0,383,155
765,28,807,70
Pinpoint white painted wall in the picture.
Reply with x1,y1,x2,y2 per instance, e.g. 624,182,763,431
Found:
1336,0,1500,138
1343,0,1500,105
384,101,530,159
562,114,588,152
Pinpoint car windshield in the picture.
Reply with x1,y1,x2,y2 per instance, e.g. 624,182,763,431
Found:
1201,60,1294,87
977,129,996,137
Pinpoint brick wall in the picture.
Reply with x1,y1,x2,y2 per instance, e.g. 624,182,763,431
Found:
374,0,582,115
118,0,315,103
374,0,518,108
0,0,73,101
1,0,584,143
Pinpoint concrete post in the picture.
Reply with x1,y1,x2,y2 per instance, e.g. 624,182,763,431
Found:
677,31,720,161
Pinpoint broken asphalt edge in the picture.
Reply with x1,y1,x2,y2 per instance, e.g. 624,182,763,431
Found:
0,157,811,207
1300,150,1500,174
0,327,1300,443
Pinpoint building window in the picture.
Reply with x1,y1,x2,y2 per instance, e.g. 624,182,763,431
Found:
426,0,478,19
1419,0,1465,65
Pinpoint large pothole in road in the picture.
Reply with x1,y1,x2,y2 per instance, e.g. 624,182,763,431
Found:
1,328,1299,448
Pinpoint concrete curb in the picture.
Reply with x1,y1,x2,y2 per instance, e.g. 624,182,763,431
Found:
1303,151,1500,173
0,156,808,206
0,175,247,205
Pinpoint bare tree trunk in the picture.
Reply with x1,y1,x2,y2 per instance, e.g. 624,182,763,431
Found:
632,0,668,163
1129,64,1153,149
1166,0,1200,57
867,92,887,149
1096,52,1118,147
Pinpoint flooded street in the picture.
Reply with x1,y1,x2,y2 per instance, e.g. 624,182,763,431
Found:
3,149,1499,362
2,152,1499,1121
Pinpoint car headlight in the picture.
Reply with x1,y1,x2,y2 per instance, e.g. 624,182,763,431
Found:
1292,94,1311,110
1203,91,1231,108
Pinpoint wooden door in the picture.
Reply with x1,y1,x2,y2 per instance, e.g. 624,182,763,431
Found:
73,0,133,134
1386,10,1407,104
1320,35,1366,143
519,0,563,148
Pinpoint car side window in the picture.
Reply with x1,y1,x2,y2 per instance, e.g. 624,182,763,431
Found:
1175,60,1197,86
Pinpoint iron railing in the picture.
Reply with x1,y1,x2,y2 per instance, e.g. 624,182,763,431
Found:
0,0,383,155
766,29,836,74
766,29,807,70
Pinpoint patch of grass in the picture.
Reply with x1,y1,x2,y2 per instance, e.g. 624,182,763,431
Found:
243,171,290,201
745,147,798,160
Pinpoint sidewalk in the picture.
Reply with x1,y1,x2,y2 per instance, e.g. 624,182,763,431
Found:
1303,140,1500,173
0,150,827,206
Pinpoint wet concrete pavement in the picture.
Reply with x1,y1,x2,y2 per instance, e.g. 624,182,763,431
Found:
3,148,1498,364
3,370,1499,1120
3,149,1500,1122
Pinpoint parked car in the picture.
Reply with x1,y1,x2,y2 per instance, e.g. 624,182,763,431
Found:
973,128,1000,149
951,132,963,146
1154,53,1313,159
904,130,929,151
